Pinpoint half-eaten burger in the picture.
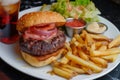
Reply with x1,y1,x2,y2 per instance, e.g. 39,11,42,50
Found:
17,11,66,67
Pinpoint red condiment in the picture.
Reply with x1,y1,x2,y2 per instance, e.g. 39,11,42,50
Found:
65,19,86,27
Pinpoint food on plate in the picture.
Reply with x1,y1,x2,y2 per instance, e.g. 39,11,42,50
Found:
86,22,108,34
51,30,120,79
65,18,86,37
17,11,66,67
108,35,120,48
65,18,86,27
49,0,101,23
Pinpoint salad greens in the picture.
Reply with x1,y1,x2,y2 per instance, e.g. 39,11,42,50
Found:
75,0,90,6
41,0,101,23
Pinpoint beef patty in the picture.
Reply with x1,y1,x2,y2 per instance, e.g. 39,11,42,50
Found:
19,30,66,56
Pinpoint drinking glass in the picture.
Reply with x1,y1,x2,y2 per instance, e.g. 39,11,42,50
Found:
0,0,20,44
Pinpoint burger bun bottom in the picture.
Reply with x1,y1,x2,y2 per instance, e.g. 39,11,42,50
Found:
21,49,63,67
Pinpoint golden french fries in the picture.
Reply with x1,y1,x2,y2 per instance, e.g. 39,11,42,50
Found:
51,30,120,79
90,48,120,56
108,35,120,48
53,67,74,79
66,52,103,73
101,54,118,62
81,66,93,74
89,34,109,41
60,56,69,64
61,64,85,74
98,45,107,51
78,51,89,61
90,57,108,68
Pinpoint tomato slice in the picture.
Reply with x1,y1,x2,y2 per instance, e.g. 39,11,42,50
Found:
23,23,57,40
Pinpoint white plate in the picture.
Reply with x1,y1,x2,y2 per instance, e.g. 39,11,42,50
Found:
0,7,120,80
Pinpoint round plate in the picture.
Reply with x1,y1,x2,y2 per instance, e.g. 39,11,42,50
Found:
0,7,120,80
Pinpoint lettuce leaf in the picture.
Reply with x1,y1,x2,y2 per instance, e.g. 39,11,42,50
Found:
75,0,90,6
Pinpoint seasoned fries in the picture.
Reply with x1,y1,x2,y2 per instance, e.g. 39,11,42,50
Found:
51,30,120,79
108,35,120,48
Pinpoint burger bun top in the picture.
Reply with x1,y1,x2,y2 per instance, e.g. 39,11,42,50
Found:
17,11,66,32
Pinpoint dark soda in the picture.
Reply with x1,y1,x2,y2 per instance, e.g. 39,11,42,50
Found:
0,1,20,44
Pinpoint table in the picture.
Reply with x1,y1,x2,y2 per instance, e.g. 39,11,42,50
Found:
0,0,120,80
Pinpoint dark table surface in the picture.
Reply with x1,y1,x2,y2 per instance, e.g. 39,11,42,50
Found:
0,0,120,80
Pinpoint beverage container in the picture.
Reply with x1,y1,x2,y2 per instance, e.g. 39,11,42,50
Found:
0,0,20,44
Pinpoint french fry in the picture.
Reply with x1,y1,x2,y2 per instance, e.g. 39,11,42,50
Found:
91,43,96,50
59,67,77,75
53,67,73,79
98,45,107,51
101,54,118,62
95,42,103,49
108,35,120,48
61,64,85,74
85,32,95,47
65,42,72,51
66,53,102,73
70,37,76,44
81,45,90,55
74,41,80,46
90,48,120,56
60,56,69,64
71,44,78,56
74,34,84,44
90,57,108,68
89,34,109,41
51,30,120,79
81,66,93,74
78,51,89,61
80,30,87,39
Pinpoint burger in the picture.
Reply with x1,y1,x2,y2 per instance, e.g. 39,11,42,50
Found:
17,11,66,67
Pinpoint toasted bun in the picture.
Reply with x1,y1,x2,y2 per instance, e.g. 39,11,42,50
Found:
17,11,66,32
21,49,63,67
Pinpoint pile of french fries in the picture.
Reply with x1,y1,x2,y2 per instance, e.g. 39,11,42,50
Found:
51,30,120,79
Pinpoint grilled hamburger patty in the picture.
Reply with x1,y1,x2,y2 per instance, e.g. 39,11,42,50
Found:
19,30,66,56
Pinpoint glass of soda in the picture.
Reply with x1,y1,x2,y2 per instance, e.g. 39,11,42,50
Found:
0,0,20,44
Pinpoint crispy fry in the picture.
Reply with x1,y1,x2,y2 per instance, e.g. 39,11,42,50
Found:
66,53,102,72
51,30,120,79
80,30,87,39
108,35,120,48
71,44,78,56
98,45,107,51
89,34,109,41
81,66,93,74
60,56,69,64
78,51,89,61
91,43,96,50
59,67,77,75
85,32,95,47
90,57,108,68
70,37,77,44
90,48,120,56
62,64,85,74
53,67,74,79
65,42,72,51
101,54,118,62
74,34,84,44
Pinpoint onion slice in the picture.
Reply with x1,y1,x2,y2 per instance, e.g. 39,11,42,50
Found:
23,23,57,40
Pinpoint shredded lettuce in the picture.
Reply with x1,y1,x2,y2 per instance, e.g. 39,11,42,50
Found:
50,0,101,23
75,0,90,6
